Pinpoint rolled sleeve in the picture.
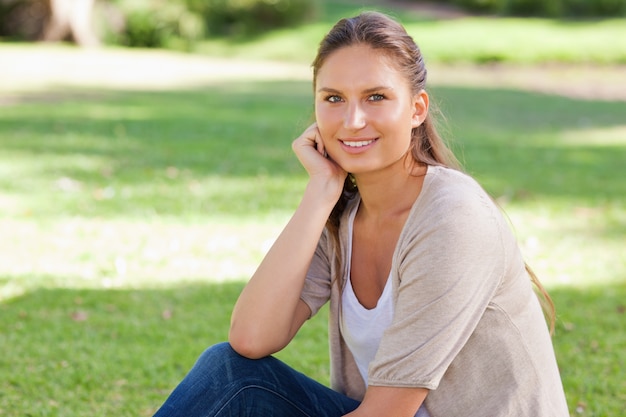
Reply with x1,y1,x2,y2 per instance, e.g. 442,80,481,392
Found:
300,229,333,317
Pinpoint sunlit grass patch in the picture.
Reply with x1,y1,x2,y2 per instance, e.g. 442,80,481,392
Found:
504,200,626,288
558,125,626,147
0,217,285,301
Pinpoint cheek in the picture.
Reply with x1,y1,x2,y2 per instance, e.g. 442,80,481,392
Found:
387,104,412,123
315,106,340,137
382,106,417,134
315,104,336,122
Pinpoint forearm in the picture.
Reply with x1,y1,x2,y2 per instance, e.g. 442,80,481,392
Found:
343,386,428,417
229,181,336,357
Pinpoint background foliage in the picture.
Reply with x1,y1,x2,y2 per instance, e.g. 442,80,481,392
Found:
0,0,317,47
440,0,626,17
2,0,625,48
107,0,317,47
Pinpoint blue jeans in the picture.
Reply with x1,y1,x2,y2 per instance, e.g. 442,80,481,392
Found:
152,342,360,417
153,342,431,417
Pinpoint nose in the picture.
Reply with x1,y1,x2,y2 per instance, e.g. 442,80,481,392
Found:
343,102,366,131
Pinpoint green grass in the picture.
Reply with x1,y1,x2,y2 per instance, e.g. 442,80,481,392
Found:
1,285,624,416
0,283,331,416
553,285,626,416
191,1,626,65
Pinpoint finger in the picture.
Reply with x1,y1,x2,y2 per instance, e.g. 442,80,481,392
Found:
309,125,327,157
300,123,318,146
314,135,325,156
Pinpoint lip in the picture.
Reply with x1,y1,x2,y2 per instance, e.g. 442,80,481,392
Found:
339,138,378,154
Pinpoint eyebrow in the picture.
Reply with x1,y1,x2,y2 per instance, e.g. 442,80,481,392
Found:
316,86,393,94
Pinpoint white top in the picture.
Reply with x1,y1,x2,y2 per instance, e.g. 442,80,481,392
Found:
339,202,432,417
340,203,394,385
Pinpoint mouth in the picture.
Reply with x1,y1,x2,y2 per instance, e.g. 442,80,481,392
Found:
340,139,377,148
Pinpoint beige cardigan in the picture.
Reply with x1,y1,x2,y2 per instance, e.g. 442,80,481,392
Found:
301,165,569,417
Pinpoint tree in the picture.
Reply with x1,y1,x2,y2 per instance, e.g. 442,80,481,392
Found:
43,0,99,47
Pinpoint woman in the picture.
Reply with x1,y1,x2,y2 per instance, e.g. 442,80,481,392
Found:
152,11,569,417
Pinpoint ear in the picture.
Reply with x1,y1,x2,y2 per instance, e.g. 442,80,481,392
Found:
411,90,429,128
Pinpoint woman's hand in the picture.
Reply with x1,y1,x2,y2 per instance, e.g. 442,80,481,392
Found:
292,123,347,202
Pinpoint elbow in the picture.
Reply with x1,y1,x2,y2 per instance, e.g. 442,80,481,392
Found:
228,325,278,360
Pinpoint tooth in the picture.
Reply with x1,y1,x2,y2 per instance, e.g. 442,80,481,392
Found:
345,140,372,147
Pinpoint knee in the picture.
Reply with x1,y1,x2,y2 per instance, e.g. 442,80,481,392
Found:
154,343,251,413
178,342,246,390
195,342,241,367
193,342,265,374
192,342,276,382
204,341,237,356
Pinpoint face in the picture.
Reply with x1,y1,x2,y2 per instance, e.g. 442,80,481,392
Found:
314,44,428,177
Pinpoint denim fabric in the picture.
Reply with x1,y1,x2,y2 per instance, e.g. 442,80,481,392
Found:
152,342,360,417
153,342,431,417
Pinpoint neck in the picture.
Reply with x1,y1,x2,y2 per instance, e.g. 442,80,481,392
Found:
354,161,427,219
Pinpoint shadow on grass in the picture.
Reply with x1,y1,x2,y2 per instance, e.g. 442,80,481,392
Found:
0,280,623,416
434,86,626,204
0,281,327,416
0,80,624,219
0,282,241,416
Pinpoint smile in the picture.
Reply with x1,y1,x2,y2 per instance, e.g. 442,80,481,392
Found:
341,139,376,148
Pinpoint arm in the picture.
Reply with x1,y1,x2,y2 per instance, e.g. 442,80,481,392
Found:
344,386,428,417
229,124,346,359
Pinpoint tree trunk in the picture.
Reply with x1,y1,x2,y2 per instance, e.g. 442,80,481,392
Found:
43,0,99,47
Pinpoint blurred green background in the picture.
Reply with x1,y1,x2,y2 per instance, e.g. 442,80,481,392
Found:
0,0,625,416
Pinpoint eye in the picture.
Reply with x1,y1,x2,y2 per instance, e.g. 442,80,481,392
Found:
325,95,343,103
368,93,385,102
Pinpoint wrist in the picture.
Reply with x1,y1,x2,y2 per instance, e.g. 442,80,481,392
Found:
303,178,343,208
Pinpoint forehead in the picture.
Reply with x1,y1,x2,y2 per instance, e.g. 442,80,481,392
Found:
315,44,407,90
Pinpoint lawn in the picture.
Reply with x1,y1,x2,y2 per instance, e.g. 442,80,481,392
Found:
1,3,625,416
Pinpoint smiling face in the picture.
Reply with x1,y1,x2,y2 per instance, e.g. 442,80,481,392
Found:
314,44,428,177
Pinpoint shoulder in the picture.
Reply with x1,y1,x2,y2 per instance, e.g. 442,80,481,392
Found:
397,166,509,262
409,165,497,227
423,165,490,205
